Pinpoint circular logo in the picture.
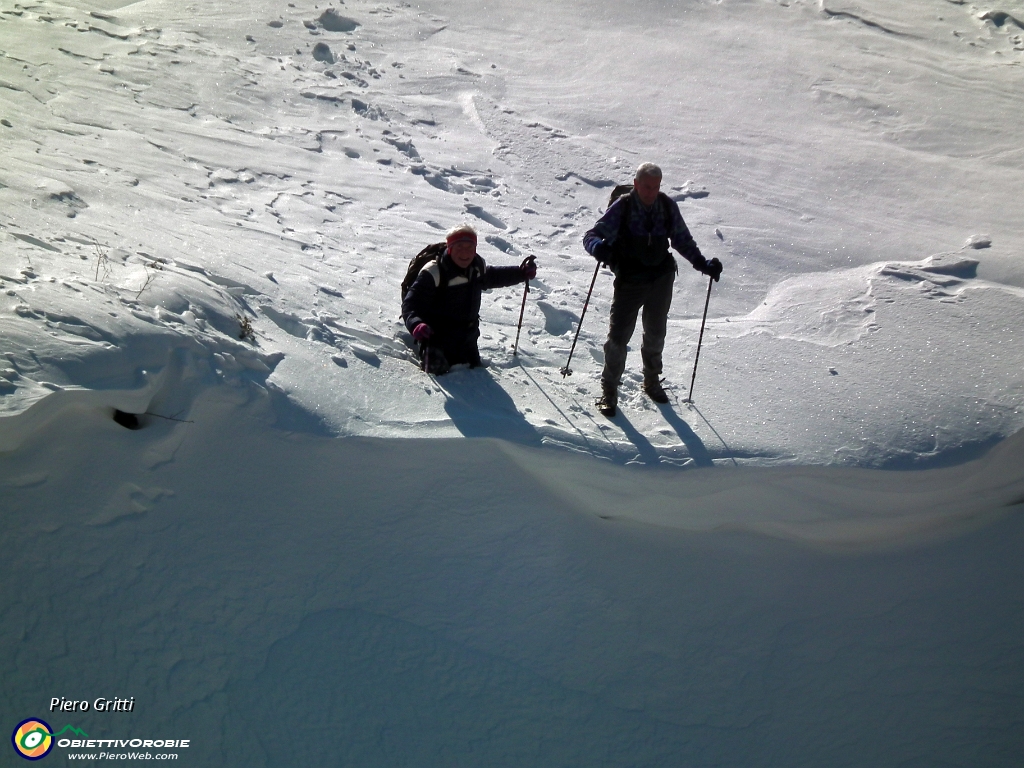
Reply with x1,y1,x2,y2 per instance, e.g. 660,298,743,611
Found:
12,719,54,761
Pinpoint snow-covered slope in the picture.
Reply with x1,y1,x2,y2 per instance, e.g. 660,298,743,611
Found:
2,0,1022,465
2,0,1023,764
4,388,1023,765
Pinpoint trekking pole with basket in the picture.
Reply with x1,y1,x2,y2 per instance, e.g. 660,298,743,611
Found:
560,262,601,377
512,256,536,356
683,275,714,403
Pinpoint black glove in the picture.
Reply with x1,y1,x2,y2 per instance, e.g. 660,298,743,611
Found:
704,257,723,282
520,255,537,281
592,240,614,266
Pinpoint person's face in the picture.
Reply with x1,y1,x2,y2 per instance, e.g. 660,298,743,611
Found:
634,174,661,207
449,240,476,268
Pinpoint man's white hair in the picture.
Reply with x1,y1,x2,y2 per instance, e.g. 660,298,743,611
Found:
634,162,663,181
445,223,478,241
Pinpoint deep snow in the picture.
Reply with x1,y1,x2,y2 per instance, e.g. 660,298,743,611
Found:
2,0,1023,764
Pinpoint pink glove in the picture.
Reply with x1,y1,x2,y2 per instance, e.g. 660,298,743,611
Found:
412,322,433,342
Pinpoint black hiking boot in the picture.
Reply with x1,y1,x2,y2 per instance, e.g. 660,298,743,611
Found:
596,386,617,418
422,346,450,375
644,377,669,404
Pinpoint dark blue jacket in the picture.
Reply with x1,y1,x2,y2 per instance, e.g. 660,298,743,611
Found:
402,250,524,364
583,191,704,283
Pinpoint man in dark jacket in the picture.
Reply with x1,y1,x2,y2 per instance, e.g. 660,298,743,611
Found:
403,224,537,375
583,162,722,416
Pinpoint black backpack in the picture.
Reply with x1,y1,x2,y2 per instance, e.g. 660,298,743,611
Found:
608,183,634,207
401,242,446,300
606,184,674,222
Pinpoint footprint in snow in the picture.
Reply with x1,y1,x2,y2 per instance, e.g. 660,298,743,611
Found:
11,233,61,252
340,71,368,87
669,182,709,201
260,306,309,339
556,171,616,189
351,99,385,120
205,272,262,297
536,301,578,337
526,121,568,139
409,166,498,195
312,42,334,64
464,204,506,230
978,11,1024,30
350,344,380,367
485,235,517,255
383,133,419,159
317,9,360,33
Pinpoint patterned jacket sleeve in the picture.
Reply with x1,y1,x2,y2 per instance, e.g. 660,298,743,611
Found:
667,198,705,267
582,198,627,257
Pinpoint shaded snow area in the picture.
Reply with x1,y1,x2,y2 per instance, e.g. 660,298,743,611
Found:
1,0,1023,764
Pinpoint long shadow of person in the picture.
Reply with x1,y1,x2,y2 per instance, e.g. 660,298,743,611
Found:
657,404,715,468
609,411,662,465
434,367,543,446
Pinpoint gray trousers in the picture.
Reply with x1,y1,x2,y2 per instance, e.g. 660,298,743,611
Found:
601,270,675,389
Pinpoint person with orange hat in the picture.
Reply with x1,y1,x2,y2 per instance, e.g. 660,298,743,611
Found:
402,224,537,374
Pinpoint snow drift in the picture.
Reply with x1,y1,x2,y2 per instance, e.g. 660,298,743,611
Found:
2,0,1023,764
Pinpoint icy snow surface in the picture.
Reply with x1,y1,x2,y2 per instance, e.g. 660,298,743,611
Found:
1,0,1023,764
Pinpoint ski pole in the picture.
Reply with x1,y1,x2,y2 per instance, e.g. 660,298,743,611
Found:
560,261,601,377
684,275,714,403
512,256,536,356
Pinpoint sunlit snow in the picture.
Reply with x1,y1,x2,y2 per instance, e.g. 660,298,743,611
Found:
2,0,1023,764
